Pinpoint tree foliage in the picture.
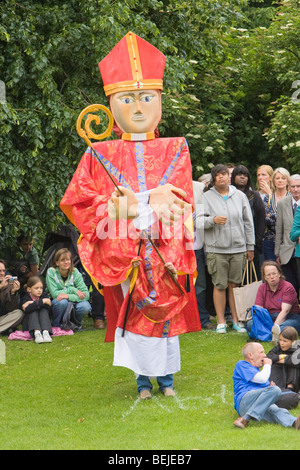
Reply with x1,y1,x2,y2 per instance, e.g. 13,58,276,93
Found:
220,0,300,174
0,0,299,253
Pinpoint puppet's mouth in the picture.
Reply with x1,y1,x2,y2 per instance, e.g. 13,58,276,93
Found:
132,114,146,121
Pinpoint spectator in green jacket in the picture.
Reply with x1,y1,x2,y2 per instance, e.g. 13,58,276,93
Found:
46,248,91,327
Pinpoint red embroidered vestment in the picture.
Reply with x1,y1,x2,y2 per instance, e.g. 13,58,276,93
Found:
60,137,201,340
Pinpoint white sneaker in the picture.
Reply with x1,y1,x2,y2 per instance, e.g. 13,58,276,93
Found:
216,323,227,333
272,324,280,344
42,330,52,343
34,331,44,344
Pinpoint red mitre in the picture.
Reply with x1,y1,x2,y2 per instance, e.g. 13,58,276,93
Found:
99,31,166,96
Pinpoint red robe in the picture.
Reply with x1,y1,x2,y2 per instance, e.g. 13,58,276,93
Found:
60,137,201,341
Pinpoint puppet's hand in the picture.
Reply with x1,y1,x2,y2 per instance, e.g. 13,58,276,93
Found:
108,186,139,220
149,184,191,226
132,260,141,268
164,261,178,280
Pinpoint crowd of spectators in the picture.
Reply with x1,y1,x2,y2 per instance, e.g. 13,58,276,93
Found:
0,234,97,343
0,163,299,347
195,163,300,337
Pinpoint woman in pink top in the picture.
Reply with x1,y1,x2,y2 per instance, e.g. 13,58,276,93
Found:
255,261,300,343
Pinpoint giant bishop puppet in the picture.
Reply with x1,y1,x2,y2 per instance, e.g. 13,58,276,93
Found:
60,32,201,397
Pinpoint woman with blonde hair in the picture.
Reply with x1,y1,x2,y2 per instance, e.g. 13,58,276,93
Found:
262,167,291,261
272,167,290,195
256,165,274,198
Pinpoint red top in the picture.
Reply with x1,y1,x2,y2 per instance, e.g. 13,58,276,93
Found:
255,279,300,314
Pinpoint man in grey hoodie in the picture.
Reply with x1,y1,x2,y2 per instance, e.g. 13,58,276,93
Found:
196,164,255,333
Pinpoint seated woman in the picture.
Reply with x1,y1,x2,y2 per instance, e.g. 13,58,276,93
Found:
254,260,300,343
46,248,91,328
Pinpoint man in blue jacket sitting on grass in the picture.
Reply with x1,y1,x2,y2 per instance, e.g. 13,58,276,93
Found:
233,342,300,429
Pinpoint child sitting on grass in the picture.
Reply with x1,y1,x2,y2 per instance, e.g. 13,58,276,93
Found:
21,276,52,344
267,326,300,392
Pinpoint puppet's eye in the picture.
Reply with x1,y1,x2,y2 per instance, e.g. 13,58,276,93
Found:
140,94,154,103
120,96,134,104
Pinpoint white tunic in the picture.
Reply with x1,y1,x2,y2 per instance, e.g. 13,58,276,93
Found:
113,279,181,376
113,327,181,376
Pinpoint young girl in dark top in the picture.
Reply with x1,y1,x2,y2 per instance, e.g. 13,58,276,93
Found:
21,276,52,344
267,326,300,392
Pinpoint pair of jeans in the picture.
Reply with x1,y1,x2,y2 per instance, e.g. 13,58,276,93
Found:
270,312,300,335
136,374,173,393
246,311,300,336
91,288,105,321
195,248,210,327
238,385,296,427
51,298,91,326
263,239,276,261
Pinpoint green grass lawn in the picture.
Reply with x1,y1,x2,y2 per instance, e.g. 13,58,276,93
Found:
0,319,299,450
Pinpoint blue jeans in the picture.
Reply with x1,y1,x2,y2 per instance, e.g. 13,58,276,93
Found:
136,374,173,393
246,312,300,335
195,249,210,327
263,239,276,261
51,298,91,326
271,312,300,334
239,385,296,427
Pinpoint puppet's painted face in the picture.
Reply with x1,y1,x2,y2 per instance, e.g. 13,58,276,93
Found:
110,89,161,134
